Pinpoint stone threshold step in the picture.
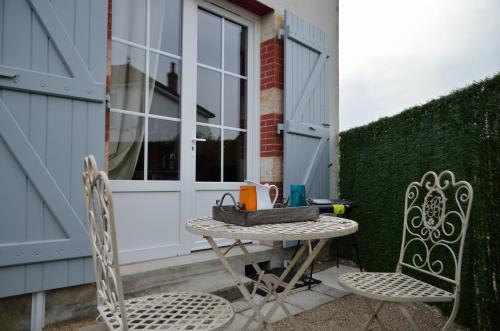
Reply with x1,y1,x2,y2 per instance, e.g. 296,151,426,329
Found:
124,269,253,303
120,243,285,298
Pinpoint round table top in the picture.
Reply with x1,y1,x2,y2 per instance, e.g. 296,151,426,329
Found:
185,215,358,241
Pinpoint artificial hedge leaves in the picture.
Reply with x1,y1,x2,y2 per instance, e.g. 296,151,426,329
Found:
339,73,500,330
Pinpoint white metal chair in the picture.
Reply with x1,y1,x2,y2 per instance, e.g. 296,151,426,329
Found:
83,155,234,330
338,170,473,331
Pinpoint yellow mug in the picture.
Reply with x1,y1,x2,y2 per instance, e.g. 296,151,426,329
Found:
240,186,257,211
333,204,345,215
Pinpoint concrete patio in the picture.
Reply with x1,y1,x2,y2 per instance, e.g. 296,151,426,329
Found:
67,265,358,331
223,265,356,330
44,262,467,331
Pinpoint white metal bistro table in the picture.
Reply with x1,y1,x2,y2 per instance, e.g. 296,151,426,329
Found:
186,215,358,330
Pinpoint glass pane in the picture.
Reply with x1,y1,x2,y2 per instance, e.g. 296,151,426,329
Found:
112,0,146,45
150,0,182,55
224,130,246,182
148,119,180,180
111,42,146,113
224,75,246,129
197,9,222,68
108,112,144,180
197,67,221,125
196,126,221,182
149,53,181,118
224,20,247,76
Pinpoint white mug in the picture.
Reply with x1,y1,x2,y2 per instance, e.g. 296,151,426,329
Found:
244,180,279,210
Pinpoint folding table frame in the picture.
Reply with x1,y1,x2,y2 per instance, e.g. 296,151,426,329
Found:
186,216,358,331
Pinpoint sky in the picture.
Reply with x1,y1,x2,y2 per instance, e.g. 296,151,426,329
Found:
339,0,500,131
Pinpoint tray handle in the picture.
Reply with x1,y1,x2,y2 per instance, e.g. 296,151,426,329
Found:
216,193,242,211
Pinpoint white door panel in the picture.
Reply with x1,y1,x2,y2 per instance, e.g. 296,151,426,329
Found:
113,191,181,263
191,188,241,250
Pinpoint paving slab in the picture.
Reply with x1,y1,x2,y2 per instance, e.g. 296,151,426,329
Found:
309,283,335,295
225,312,261,330
325,287,348,298
312,265,359,291
231,293,276,313
284,289,334,311
241,300,304,323
232,298,252,313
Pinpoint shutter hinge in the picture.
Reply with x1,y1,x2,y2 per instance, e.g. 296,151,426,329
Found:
277,123,284,134
105,92,111,109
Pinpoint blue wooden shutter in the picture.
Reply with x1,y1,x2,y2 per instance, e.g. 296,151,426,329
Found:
0,0,106,297
283,10,331,199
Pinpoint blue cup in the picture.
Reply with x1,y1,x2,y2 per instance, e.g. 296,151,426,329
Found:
290,184,307,207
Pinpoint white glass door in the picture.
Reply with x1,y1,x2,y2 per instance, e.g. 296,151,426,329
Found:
187,1,259,251
108,0,259,261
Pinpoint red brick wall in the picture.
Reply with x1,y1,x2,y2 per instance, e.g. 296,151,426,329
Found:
260,113,283,157
260,38,284,90
259,37,285,197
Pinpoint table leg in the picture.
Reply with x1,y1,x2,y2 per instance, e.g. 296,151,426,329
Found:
205,237,269,329
240,240,309,330
206,236,327,331
262,239,328,326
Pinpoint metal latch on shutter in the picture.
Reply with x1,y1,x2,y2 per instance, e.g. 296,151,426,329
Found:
0,72,18,79
277,123,284,134
277,28,285,40
105,92,111,109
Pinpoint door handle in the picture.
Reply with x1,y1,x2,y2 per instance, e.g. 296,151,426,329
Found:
0,72,18,80
309,126,317,130
192,137,207,143
322,123,330,127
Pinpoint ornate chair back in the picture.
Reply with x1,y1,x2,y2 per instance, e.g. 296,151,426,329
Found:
83,155,129,330
397,170,473,291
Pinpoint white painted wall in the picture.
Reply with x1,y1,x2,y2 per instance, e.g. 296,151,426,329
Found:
258,0,340,196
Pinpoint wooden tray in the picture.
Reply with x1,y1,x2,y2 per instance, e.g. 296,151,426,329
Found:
212,205,319,227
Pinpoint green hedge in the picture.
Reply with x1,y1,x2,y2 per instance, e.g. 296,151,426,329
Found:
339,73,500,330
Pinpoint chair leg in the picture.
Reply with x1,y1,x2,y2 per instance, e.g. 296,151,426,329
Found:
362,299,386,331
442,315,456,331
398,304,419,331
442,295,459,331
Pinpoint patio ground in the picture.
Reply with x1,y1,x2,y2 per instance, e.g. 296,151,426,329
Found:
45,265,467,331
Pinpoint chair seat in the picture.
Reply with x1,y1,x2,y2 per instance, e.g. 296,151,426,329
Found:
338,272,454,303
99,292,234,330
